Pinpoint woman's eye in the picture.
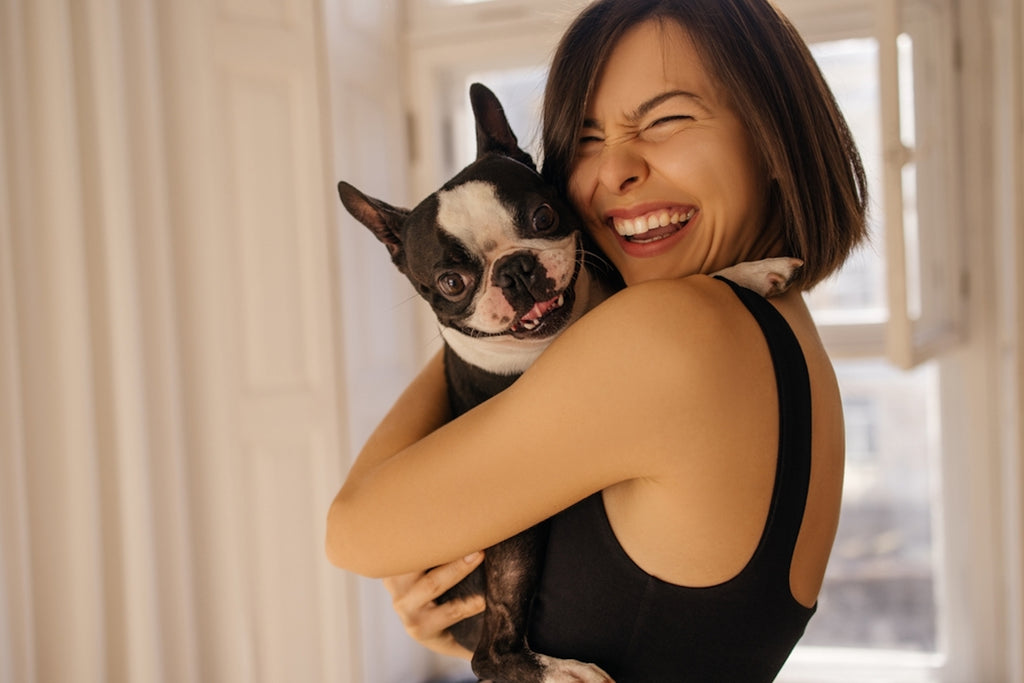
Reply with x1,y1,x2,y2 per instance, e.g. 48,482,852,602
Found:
641,115,692,141
437,272,468,299
650,115,691,128
575,136,603,158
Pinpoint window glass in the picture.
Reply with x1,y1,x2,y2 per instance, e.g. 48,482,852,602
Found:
801,360,940,652
798,36,941,656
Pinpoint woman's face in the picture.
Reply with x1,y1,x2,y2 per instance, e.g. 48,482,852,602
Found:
569,20,772,285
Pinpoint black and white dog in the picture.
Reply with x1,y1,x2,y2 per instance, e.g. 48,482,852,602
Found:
338,83,800,683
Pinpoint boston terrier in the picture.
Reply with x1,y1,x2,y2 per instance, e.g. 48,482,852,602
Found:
337,83,801,683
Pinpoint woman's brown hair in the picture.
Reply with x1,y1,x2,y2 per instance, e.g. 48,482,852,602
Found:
542,0,869,288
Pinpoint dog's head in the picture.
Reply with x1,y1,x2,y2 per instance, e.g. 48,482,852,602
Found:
339,83,596,375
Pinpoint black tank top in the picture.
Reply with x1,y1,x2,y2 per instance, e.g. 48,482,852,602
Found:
528,278,816,682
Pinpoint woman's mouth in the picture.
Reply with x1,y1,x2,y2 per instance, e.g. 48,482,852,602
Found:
611,207,697,243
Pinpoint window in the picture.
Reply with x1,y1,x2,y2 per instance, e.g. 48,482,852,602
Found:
394,0,1015,680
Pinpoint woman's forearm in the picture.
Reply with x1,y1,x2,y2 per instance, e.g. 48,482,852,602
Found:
345,350,450,482
326,350,451,566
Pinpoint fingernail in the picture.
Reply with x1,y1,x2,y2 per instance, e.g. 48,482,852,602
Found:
464,551,482,563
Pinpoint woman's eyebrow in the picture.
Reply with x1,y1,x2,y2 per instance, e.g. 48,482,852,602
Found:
627,90,704,122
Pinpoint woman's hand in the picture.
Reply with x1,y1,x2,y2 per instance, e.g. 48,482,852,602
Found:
382,551,487,660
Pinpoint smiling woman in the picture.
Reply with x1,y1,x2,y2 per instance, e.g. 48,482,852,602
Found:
348,0,1023,681
567,24,774,283
327,1,870,681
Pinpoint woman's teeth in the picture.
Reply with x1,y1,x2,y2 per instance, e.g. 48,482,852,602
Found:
613,208,696,238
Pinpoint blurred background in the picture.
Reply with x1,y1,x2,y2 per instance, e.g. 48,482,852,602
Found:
1,1,1021,682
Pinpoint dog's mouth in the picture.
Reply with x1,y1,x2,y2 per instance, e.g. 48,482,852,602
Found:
509,292,567,335
506,266,580,339
505,243,586,339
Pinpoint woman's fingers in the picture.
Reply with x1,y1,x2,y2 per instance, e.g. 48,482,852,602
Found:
382,551,486,659
388,551,484,607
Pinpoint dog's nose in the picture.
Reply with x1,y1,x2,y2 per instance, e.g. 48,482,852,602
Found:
492,252,556,304
493,252,538,289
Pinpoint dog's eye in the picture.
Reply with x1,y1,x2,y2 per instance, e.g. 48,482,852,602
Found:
532,204,558,234
437,272,468,299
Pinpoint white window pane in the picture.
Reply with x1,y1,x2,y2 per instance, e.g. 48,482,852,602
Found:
801,359,941,653
801,35,942,657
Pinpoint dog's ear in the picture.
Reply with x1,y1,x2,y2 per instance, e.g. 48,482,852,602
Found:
469,82,536,170
337,181,409,265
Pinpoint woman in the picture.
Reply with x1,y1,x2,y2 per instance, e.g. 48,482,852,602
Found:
327,0,867,679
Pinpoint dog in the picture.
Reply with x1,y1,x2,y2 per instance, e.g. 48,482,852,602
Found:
338,83,801,683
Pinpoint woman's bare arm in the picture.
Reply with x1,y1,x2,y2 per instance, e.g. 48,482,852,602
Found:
344,350,450,484
325,277,750,578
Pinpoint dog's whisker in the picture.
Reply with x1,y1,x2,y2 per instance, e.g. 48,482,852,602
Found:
422,329,444,352
390,292,423,312
581,249,616,276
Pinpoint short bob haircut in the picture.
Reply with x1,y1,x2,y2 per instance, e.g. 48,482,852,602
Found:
542,0,869,289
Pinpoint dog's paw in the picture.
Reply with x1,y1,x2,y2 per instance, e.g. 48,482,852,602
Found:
714,257,804,298
537,654,614,683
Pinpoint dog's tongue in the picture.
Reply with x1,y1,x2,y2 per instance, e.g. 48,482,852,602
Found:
521,295,560,324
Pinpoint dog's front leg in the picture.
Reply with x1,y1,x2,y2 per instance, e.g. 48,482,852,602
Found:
713,257,804,297
471,525,612,683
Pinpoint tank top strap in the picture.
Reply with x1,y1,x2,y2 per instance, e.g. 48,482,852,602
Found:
715,276,813,585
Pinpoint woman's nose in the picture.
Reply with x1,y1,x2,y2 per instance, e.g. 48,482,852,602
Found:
596,142,648,194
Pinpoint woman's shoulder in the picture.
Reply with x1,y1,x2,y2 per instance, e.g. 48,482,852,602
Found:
562,275,759,360
589,274,747,325
529,275,772,413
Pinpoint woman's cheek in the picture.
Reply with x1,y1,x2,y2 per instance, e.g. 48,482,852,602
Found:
567,169,593,217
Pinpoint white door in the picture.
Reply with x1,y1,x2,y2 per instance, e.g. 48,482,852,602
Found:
158,0,362,681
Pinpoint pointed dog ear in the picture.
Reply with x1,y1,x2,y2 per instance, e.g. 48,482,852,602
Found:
337,181,410,265
469,82,536,170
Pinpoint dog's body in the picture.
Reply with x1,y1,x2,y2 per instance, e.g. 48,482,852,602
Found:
339,83,800,683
